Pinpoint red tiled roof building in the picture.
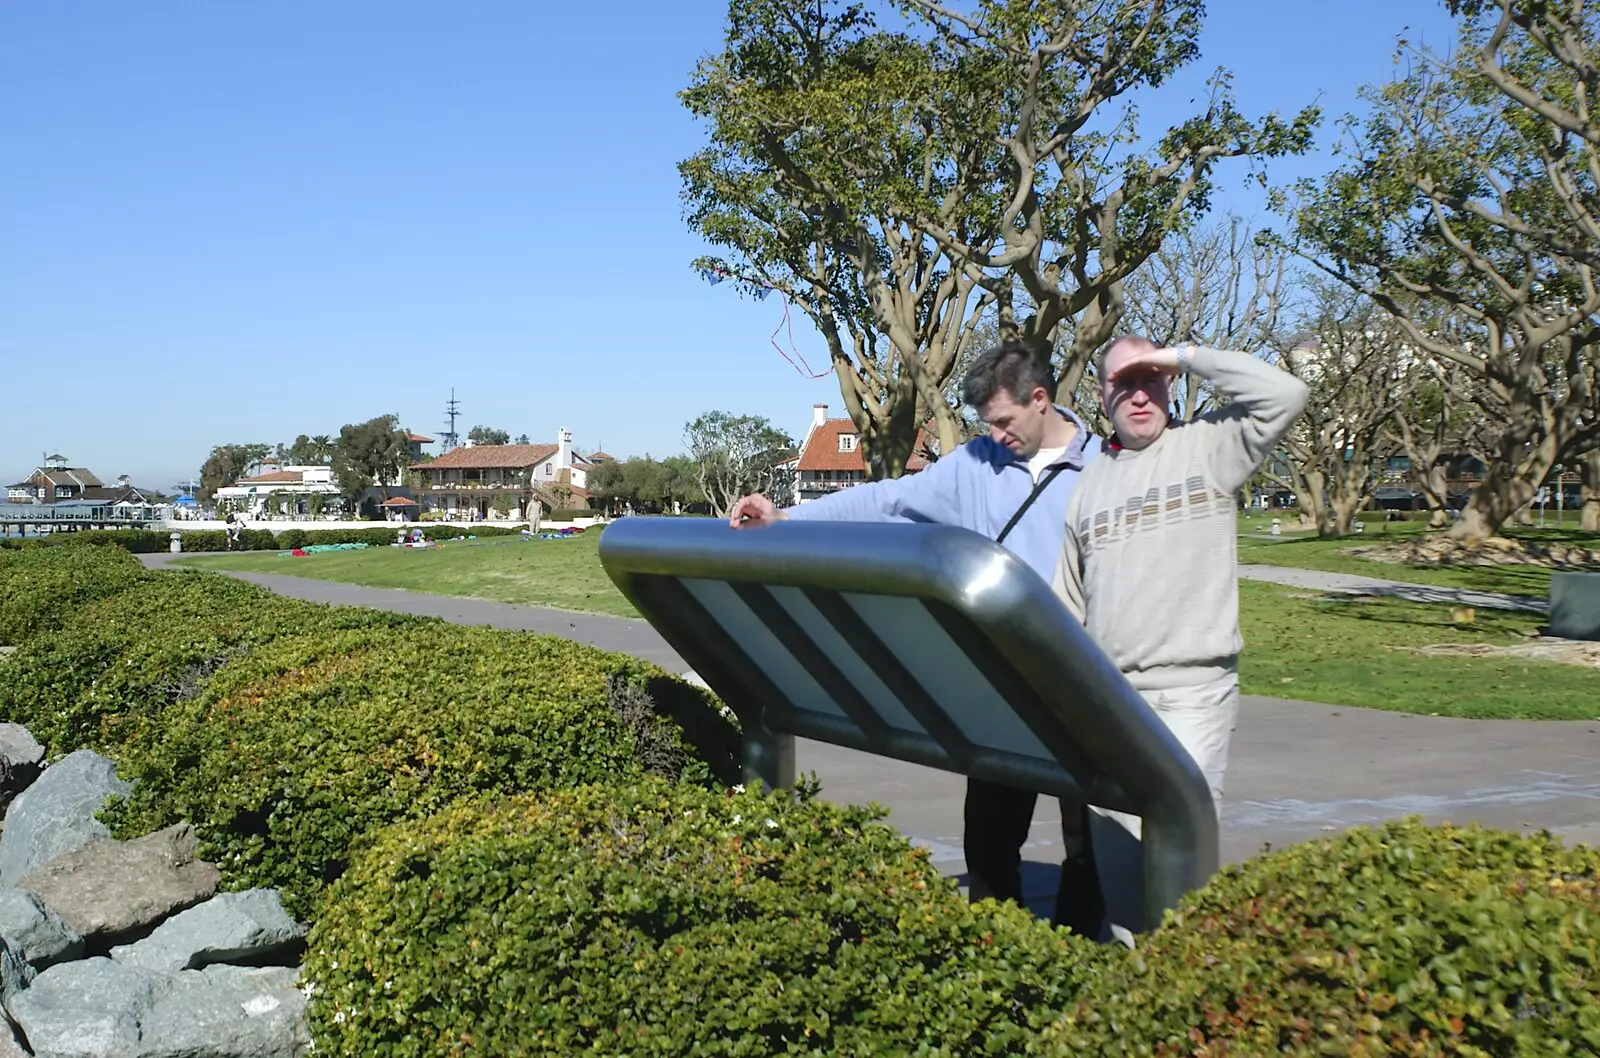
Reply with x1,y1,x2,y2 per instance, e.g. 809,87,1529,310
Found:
792,405,927,506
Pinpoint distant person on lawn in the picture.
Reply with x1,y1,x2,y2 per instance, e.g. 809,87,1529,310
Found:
728,341,1106,934
1052,336,1308,944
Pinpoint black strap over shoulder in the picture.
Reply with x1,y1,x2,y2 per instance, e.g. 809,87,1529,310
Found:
996,464,1068,544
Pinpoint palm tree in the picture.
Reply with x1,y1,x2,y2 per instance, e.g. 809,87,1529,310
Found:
311,435,334,465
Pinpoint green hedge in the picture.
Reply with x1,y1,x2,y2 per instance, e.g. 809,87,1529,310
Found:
307,781,1105,1056
1034,820,1600,1054
0,570,427,757
545,508,596,520
0,544,147,645
104,625,740,917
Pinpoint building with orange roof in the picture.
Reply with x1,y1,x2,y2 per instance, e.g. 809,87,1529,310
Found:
791,404,927,506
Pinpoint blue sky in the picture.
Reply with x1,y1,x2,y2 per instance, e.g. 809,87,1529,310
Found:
1,1,1457,490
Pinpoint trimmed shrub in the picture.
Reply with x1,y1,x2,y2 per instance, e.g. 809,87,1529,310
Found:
545,507,596,521
306,781,1107,1056
0,570,426,757
1034,820,1600,1055
105,626,741,917
0,544,147,645
275,528,309,550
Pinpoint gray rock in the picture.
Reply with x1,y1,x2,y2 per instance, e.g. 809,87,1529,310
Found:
5,958,155,1057
0,749,131,885
0,1016,28,1058
0,936,33,1006
10,958,309,1058
20,823,220,943
0,724,45,798
142,964,310,1058
112,889,306,972
0,887,82,969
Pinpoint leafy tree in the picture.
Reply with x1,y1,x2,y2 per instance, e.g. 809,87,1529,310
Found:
685,412,795,517
1287,0,1600,543
288,434,336,466
514,433,530,445
588,456,708,514
333,415,409,502
683,0,1317,479
468,426,511,446
197,444,271,502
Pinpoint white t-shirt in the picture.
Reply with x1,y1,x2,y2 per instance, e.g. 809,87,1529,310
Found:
1027,446,1069,483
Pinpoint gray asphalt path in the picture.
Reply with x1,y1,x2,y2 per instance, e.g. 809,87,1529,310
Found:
143,553,1600,908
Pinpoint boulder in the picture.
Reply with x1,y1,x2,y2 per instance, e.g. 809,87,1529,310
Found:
20,823,220,943
0,1017,27,1058
139,965,310,1058
9,958,309,1058
0,887,82,969
0,936,33,1006
0,750,131,885
112,889,306,972
0,724,45,799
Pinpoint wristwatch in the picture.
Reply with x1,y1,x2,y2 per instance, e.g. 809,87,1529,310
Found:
1175,344,1195,373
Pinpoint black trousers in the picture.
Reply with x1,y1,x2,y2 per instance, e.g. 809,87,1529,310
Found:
963,777,1104,937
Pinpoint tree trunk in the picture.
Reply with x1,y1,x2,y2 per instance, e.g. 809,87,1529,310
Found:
1448,428,1559,545
1580,449,1600,532
1418,463,1450,528
1330,494,1362,537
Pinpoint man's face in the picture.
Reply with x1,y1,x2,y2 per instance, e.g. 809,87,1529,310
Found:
1101,342,1172,449
979,386,1050,457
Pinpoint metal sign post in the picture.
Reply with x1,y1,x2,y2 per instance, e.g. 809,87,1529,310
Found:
599,517,1218,930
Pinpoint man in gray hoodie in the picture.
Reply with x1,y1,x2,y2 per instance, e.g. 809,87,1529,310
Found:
1052,336,1308,943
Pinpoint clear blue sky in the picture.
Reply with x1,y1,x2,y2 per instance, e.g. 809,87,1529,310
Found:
1,1,1457,490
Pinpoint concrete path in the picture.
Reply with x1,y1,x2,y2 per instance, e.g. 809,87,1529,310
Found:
1238,563,1549,614
142,554,1599,909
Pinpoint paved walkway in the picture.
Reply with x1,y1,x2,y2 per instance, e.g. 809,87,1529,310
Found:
1238,563,1549,614
142,554,1598,907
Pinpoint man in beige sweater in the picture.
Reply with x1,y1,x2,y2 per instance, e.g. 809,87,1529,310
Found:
1052,336,1308,943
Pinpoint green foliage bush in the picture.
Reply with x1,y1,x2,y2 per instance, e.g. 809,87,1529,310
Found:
0,571,425,757
0,544,146,645
1034,820,1600,1055
274,528,309,549
545,507,597,520
105,626,741,917
307,781,1105,1056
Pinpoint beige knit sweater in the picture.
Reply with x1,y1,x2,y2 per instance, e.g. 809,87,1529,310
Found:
1051,347,1308,691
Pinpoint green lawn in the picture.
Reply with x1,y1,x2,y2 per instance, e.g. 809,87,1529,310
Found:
176,528,1597,720
1238,580,1597,720
1237,522,1600,597
174,531,636,617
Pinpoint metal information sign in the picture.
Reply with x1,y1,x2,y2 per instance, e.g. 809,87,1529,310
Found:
599,516,1218,927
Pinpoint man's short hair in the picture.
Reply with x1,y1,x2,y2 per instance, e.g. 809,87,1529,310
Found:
960,341,1056,408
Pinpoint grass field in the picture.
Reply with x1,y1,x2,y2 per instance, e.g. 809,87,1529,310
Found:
176,527,1597,720
175,532,637,617
1238,521,1600,597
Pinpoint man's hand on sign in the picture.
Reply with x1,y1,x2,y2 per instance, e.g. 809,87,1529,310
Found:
728,493,787,529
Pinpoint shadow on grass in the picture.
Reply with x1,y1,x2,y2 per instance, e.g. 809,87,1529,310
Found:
1308,599,1541,638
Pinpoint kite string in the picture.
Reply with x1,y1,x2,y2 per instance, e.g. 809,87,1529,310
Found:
771,299,829,379
699,265,830,380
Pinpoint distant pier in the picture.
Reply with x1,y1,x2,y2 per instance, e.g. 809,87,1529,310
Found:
0,501,165,537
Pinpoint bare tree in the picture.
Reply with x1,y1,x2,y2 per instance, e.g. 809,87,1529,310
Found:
1122,217,1287,421
1269,290,1409,537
